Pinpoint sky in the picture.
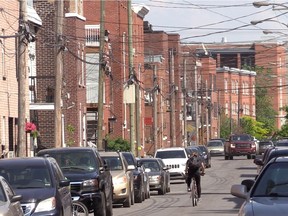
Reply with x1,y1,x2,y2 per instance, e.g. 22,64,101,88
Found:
132,0,288,44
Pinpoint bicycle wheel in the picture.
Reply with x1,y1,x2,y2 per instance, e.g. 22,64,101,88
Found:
191,178,198,207
72,200,89,216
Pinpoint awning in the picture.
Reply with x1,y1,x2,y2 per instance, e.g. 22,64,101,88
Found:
27,6,42,26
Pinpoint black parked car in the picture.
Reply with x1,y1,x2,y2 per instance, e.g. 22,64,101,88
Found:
122,152,145,203
0,157,72,216
139,158,168,195
197,145,211,168
37,147,113,216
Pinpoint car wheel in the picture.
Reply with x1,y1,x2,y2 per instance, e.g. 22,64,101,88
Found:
247,155,251,159
123,191,131,208
94,191,106,216
158,184,165,195
106,188,113,216
131,186,135,205
135,187,142,203
224,155,229,160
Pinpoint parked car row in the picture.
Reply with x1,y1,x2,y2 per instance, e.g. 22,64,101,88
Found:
230,138,288,216
0,147,175,215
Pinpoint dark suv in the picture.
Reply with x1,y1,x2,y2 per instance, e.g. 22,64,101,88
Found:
122,152,145,203
37,147,113,216
0,156,72,216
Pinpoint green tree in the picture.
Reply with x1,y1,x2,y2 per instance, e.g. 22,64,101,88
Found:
275,105,288,138
240,116,269,140
107,138,131,151
220,110,237,139
243,65,277,136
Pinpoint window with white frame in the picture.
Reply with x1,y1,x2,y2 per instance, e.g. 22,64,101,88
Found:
253,104,255,116
224,79,228,93
279,78,283,108
1,29,5,78
252,82,255,96
232,80,235,94
242,82,245,95
236,80,238,94
225,102,228,115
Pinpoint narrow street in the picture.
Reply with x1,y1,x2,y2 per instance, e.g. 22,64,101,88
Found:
111,156,257,216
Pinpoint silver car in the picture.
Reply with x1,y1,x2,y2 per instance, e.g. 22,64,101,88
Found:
0,176,23,216
231,156,288,216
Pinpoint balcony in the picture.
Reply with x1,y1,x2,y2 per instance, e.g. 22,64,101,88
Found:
29,76,55,110
85,25,100,47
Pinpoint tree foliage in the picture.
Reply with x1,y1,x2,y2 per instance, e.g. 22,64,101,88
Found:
240,116,269,140
107,138,131,151
242,65,277,136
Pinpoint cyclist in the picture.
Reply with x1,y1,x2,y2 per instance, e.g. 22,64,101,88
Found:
185,150,205,201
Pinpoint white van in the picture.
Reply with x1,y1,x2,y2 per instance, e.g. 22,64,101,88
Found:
154,147,189,181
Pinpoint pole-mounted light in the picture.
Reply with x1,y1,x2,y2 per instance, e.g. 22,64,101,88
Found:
253,1,270,8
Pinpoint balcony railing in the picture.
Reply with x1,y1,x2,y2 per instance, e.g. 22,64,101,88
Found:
85,25,100,47
29,76,55,104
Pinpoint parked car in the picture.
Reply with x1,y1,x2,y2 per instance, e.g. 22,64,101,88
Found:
231,156,288,216
207,140,225,156
0,176,23,216
0,157,72,216
122,152,145,203
139,158,168,195
136,158,150,199
37,147,113,216
254,147,288,173
99,151,135,207
258,140,274,155
156,158,171,193
274,139,288,147
197,145,211,168
154,147,189,181
186,146,207,167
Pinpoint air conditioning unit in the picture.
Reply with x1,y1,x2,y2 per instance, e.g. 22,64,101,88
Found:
8,151,14,158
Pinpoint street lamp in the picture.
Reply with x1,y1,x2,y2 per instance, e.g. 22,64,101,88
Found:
251,19,288,28
253,1,288,9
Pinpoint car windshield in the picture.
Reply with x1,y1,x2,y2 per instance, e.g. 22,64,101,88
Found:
43,151,98,172
275,140,288,147
102,157,123,171
155,150,186,159
231,135,251,141
141,161,160,172
253,163,288,197
0,167,52,189
208,142,223,147
122,153,135,166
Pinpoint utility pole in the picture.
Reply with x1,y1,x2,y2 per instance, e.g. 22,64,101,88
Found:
183,59,187,147
17,0,28,157
217,89,221,138
229,75,232,134
169,49,176,147
194,64,199,146
135,64,141,157
97,0,106,150
128,0,136,154
205,80,209,143
54,0,64,148
153,65,158,152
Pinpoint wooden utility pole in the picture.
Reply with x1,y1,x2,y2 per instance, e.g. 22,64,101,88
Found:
128,0,136,154
17,0,28,157
194,64,199,145
183,59,187,147
205,80,209,143
169,49,176,147
54,0,64,148
153,65,158,152
97,0,106,150
136,64,141,156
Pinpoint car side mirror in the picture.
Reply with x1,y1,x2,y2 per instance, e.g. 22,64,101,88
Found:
10,194,22,203
127,165,135,171
253,158,263,166
241,179,255,192
59,179,70,187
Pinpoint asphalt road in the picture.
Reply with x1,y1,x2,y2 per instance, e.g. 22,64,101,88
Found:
110,156,258,216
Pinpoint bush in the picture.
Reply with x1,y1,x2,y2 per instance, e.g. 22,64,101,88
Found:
107,138,130,151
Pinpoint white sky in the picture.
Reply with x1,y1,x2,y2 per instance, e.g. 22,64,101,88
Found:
132,0,288,43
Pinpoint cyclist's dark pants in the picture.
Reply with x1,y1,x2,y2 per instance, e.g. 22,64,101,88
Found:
186,172,201,198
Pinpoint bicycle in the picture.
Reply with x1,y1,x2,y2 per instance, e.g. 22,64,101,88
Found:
190,172,205,207
72,196,89,216
190,177,198,207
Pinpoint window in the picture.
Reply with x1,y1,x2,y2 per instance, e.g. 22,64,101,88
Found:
224,79,228,93
225,102,228,115
1,29,6,79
